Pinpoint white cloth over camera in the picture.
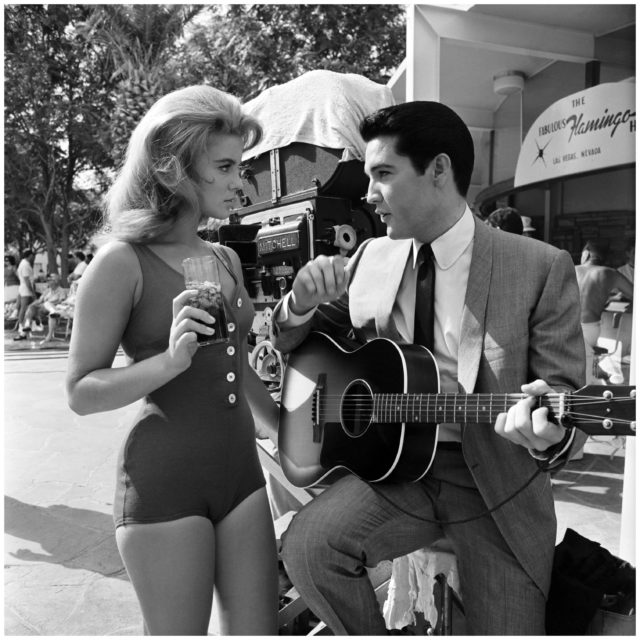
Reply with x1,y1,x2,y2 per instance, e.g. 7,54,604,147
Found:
243,69,395,162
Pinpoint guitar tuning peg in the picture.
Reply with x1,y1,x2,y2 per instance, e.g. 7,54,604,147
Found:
631,422,636,433
602,419,613,430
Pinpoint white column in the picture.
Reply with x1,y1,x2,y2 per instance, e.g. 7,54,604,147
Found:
406,5,441,102
619,306,635,563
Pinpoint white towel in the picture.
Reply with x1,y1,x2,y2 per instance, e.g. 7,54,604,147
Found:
243,69,395,162
382,547,461,630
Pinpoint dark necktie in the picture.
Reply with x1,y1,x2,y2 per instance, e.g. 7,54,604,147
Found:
414,244,435,350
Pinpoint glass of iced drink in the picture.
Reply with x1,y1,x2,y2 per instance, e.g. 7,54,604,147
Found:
182,255,229,345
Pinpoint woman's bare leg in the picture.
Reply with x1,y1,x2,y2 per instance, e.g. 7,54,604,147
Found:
214,487,279,635
115,516,215,635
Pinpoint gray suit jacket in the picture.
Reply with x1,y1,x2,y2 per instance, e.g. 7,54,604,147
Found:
273,217,586,596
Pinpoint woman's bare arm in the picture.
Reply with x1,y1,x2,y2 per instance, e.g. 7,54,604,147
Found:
65,242,210,415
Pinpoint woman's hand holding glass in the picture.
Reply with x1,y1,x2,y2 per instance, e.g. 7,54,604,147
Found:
166,289,216,373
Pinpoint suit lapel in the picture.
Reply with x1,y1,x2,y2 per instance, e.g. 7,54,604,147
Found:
458,219,493,393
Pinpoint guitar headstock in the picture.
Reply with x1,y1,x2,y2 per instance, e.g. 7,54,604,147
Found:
565,386,636,436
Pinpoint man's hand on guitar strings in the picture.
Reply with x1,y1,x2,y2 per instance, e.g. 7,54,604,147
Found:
494,379,567,451
290,254,351,315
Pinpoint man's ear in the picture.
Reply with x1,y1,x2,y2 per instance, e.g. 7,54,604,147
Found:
433,153,452,181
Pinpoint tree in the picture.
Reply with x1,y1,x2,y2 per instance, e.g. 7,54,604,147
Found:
4,4,406,271
4,5,204,278
79,4,205,162
173,5,405,100
4,4,115,280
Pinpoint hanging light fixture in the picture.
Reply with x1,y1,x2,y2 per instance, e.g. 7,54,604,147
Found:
493,70,526,95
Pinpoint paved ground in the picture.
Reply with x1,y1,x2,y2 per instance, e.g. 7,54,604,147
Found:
3,333,634,635
4,343,141,635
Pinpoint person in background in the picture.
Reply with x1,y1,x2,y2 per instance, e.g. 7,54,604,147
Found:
617,240,634,284
4,254,19,286
575,241,634,385
4,254,20,318
67,252,78,274
65,85,278,635
21,273,67,345
272,101,585,635
53,280,79,318
13,249,36,341
521,216,536,238
486,206,523,235
68,251,88,282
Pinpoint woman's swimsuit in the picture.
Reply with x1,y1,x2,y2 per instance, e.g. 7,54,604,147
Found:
113,243,265,527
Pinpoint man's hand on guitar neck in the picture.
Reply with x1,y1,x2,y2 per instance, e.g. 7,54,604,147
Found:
289,255,351,316
494,379,571,453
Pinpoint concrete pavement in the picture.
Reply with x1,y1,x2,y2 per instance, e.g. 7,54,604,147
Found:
3,341,633,635
5,347,142,635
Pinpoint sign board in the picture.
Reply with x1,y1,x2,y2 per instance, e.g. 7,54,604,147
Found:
514,81,635,188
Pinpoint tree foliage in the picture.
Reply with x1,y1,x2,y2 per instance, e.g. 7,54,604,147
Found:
4,4,406,270
79,4,206,161
4,4,115,277
174,5,405,100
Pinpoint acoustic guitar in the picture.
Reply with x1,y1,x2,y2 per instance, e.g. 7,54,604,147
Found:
278,331,636,488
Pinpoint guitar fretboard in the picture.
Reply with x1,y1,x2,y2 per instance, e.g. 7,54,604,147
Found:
371,392,561,423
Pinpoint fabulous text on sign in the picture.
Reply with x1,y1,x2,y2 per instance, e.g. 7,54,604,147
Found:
514,81,635,187
538,106,635,141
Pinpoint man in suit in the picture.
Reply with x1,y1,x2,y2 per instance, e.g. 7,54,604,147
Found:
271,101,585,634
486,206,523,235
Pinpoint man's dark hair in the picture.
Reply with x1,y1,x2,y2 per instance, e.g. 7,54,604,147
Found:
21,249,34,260
584,241,608,266
359,101,475,197
487,207,523,235
74,251,86,261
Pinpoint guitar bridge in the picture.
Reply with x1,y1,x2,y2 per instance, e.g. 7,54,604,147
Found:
312,374,326,443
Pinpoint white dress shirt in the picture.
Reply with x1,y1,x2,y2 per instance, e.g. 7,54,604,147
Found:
279,206,476,442
395,206,475,441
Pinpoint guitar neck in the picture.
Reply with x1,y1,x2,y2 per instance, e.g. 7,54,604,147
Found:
372,392,563,424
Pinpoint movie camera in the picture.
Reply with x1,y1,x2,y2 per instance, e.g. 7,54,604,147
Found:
215,143,385,385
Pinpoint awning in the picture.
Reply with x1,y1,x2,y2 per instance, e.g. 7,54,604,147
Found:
514,81,636,188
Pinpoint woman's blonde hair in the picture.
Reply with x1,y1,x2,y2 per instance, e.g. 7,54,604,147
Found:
105,85,262,243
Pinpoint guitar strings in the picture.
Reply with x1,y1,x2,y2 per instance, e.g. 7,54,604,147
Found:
314,417,635,429
320,401,633,410
315,397,633,410
316,409,635,422
312,393,635,429
315,399,636,426
312,393,633,401
318,411,636,425
314,396,633,410
564,413,635,424
309,391,633,396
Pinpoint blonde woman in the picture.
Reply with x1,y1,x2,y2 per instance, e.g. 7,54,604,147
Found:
66,85,279,635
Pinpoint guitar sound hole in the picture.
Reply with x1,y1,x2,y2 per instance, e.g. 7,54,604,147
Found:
341,379,373,437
